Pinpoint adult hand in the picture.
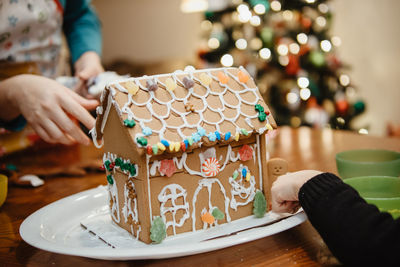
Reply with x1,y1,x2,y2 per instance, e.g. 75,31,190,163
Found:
271,170,322,214
0,74,99,145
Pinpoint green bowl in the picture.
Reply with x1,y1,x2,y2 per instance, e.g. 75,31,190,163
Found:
344,176,400,219
336,149,400,178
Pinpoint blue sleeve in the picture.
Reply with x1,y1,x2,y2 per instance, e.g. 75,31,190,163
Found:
62,0,102,64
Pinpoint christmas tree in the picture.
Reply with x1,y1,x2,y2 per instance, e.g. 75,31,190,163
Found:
197,0,365,130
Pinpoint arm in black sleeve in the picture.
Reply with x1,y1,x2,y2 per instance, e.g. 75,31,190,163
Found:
299,172,400,266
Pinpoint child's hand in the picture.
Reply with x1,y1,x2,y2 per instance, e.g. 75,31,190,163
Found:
74,52,104,97
1,74,99,145
271,170,322,213
74,51,104,81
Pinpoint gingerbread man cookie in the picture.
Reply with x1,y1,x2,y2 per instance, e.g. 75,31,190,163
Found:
264,158,289,208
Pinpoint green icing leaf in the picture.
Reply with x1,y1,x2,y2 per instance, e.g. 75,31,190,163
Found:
150,216,166,244
212,207,225,220
253,190,267,218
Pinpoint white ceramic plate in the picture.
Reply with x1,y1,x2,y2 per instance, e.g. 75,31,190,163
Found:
20,186,307,260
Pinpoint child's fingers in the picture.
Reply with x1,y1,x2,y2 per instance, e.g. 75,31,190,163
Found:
31,124,53,144
65,88,99,110
60,94,96,131
50,107,90,145
40,119,74,145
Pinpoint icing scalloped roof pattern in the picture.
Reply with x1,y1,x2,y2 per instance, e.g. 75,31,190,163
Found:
91,67,276,155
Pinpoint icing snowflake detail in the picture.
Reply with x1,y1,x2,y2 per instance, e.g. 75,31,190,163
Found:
201,157,220,177
192,132,202,143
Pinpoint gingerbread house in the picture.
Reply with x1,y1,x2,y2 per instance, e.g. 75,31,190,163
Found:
91,66,279,244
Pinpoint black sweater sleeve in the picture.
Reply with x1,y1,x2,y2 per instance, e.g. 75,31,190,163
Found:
298,172,400,266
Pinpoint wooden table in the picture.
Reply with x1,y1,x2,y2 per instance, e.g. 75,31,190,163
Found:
1,126,399,266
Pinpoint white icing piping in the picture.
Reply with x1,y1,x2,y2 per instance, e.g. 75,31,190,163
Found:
229,164,256,211
191,178,231,231
146,154,153,224
90,66,272,150
158,184,190,236
256,135,263,190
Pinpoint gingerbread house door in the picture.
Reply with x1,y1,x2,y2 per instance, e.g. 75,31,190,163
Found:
191,178,231,231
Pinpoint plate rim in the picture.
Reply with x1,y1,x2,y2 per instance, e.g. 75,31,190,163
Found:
20,186,307,260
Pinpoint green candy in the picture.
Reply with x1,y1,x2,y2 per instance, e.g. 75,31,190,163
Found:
212,207,225,220
129,164,136,177
240,128,249,136
107,174,114,185
136,137,148,147
253,190,267,218
104,160,111,171
255,104,264,112
124,119,136,128
150,216,166,244
232,170,239,180
258,112,267,122
115,158,123,167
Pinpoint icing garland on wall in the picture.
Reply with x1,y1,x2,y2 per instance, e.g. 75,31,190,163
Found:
90,66,274,154
229,164,256,211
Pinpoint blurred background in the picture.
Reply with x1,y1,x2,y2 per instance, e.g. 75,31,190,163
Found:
92,0,400,137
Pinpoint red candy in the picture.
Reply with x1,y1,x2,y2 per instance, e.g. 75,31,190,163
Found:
147,145,153,155
160,159,176,177
181,142,186,152
109,162,115,170
239,145,253,161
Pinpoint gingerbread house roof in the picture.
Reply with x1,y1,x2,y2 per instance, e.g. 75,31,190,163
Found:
91,67,277,156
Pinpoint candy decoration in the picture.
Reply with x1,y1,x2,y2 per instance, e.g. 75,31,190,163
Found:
181,142,186,152
253,190,267,218
183,76,194,89
125,82,139,95
157,142,166,151
207,132,217,142
188,137,194,145
242,168,247,178
212,207,225,220
192,132,201,142
104,160,111,171
266,123,273,130
165,77,176,91
185,102,195,112
150,216,166,244
239,144,253,161
152,144,158,155
201,212,215,224
146,78,158,91
201,157,220,177
217,71,229,84
215,131,221,141
142,127,152,136
234,132,240,141
224,132,231,141
238,70,249,83
124,119,136,128
169,143,175,152
258,112,267,122
255,104,264,112
240,128,249,136
197,126,206,137
137,137,148,147
232,170,239,180
147,145,152,155
200,73,212,86
184,139,189,148
161,139,169,147
107,174,114,185
174,142,180,152
246,172,251,182
159,159,176,177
